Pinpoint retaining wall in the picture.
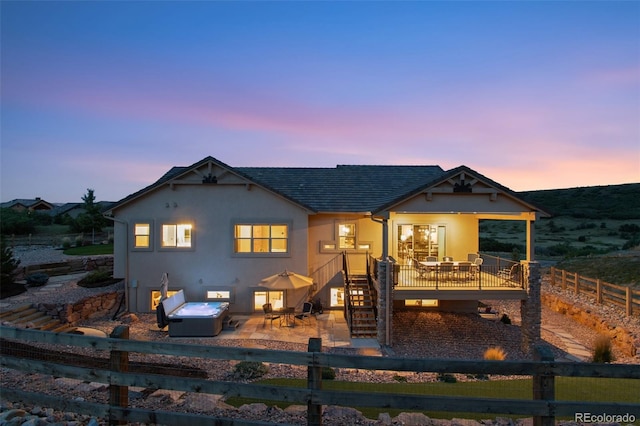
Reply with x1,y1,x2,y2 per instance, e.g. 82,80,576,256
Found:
37,288,124,325
542,292,639,357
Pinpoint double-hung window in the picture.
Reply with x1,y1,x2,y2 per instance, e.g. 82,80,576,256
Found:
162,223,193,248
234,224,288,254
338,223,356,249
134,223,151,248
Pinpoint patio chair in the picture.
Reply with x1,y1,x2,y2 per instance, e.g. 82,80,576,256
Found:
438,261,454,282
414,258,430,279
295,302,313,328
497,263,520,285
456,261,472,282
262,303,280,328
470,257,483,278
426,256,437,262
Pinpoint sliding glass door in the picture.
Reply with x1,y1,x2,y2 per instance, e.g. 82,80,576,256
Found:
397,224,445,263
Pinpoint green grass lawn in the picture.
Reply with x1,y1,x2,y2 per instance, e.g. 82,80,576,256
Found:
225,377,640,420
63,243,113,256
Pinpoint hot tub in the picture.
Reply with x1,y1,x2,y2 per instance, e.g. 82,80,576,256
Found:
161,290,229,337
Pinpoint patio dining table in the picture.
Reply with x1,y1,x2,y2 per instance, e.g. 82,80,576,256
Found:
418,260,478,278
279,307,296,328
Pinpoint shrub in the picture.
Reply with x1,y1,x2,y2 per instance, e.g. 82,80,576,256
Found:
61,237,72,249
437,373,457,383
230,361,269,380
592,336,615,363
322,367,336,380
500,314,511,324
483,346,506,361
75,234,84,247
78,270,120,288
393,374,408,382
26,272,49,287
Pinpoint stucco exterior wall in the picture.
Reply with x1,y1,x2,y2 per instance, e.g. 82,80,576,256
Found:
113,183,309,314
307,214,383,275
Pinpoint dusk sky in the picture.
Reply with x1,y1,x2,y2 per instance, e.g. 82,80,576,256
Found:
1,1,639,203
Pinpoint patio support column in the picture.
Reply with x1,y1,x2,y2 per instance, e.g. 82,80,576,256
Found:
377,260,392,346
526,217,536,261
520,261,541,355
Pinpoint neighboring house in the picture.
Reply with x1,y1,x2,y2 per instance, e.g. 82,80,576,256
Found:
1,197,55,212
105,156,548,341
52,201,116,219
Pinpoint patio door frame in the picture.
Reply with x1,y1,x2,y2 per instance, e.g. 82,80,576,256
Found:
253,290,285,312
395,223,446,262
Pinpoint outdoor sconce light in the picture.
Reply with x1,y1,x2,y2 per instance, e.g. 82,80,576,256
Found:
165,203,170,208
173,202,178,207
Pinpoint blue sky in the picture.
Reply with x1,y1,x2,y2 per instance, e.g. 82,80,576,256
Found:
1,1,639,203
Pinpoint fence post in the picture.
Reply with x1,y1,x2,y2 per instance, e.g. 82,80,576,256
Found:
626,287,633,317
561,269,566,290
307,337,323,426
596,279,602,304
533,345,555,426
109,325,129,426
574,273,579,294
550,267,555,286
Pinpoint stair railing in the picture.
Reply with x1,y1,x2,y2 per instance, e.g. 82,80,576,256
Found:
309,253,344,298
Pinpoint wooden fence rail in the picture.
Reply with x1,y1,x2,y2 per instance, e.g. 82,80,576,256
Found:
1,325,639,426
549,267,640,316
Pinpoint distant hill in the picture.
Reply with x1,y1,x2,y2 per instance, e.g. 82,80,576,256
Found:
518,183,640,220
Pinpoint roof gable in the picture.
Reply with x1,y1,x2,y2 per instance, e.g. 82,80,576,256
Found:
375,166,548,215
107,156,316,213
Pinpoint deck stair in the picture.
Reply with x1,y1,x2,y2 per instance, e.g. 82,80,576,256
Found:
347,275,377,338
0,304,75,334
223,316,240,331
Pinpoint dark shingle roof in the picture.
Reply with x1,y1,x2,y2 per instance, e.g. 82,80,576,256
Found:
108,156,545,215
237,165,445,212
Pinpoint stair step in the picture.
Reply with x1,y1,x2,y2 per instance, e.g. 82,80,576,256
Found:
29,315,55,326
223,317,239,330
51,324,77,334
0,304,34,319
39,320,63,331
2,308,39,322
13,312,48,324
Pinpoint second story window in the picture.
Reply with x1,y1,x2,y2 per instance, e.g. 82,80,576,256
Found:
162,223,192,248
234,224,288,253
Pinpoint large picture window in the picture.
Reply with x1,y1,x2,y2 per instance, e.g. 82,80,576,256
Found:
234,224,288,253
162,223,193,248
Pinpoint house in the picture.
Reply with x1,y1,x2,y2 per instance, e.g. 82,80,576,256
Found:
105,156,548,344
1,197,55,212
52,201,116,219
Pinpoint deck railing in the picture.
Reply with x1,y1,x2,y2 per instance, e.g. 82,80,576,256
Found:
395,262,525,289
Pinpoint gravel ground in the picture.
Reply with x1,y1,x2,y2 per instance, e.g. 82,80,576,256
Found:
2,248,639,425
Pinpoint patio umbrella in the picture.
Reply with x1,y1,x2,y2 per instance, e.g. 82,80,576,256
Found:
259,270,314,290
160,272,169,301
